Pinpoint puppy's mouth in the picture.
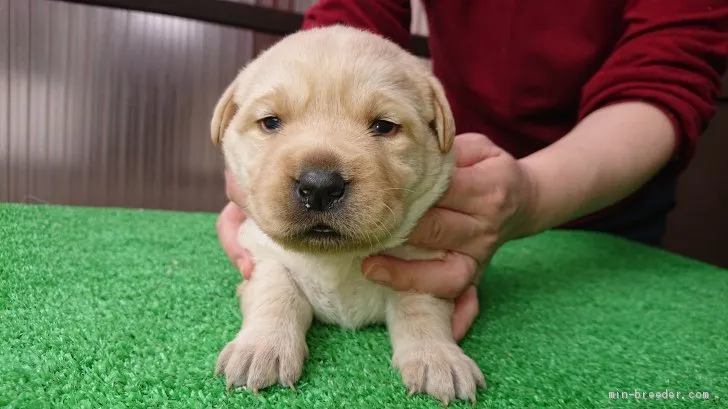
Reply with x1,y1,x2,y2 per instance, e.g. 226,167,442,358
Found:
271,222,355,254
301,223,342,239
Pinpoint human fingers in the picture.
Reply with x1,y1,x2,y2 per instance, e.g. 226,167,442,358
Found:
452,285,479,341
437,156,516,214
407,207,494,261
361,251,477,300
216,201,254,279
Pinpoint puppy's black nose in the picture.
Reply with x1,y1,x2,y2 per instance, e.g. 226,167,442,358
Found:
295,169,347,211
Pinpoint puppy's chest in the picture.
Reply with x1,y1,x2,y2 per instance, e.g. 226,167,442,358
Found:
288,261,391,329
238,220,391,328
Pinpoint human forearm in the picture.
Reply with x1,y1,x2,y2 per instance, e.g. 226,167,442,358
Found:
513,0,728,239
517,101,677,237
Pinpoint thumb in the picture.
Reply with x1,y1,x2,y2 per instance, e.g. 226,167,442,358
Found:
361,252,476,300
454,132,503,167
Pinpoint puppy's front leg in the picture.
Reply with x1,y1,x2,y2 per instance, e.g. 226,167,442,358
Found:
387,293,486,404
216,259,313,392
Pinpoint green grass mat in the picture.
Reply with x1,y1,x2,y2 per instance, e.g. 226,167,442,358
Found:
1,203,726,408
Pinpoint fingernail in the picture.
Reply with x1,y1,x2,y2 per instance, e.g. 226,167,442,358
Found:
236,259,247,275
365,264,391,283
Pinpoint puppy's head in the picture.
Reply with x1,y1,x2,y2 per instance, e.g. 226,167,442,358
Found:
212,26,455,254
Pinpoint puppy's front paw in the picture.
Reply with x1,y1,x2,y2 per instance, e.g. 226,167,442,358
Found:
393,342,486,404
215,328,307,393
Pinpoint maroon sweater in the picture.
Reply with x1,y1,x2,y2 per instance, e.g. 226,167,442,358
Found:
301,0,728,234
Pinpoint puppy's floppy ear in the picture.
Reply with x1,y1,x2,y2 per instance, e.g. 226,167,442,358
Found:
210,79,239,145
428,75,456,153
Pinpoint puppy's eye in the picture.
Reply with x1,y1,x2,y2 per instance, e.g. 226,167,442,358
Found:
259,116,282,132
370,119,399,137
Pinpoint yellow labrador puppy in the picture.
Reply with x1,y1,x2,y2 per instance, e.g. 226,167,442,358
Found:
210,25,485,404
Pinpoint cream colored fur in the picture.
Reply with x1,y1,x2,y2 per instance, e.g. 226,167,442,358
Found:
211,25,485,404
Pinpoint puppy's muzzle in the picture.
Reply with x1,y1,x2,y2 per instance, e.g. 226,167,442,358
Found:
295,169,348,212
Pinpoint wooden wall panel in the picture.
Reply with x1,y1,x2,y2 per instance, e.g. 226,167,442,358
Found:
0,0,255,211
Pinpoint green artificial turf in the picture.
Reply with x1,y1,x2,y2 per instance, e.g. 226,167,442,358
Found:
1,203,726,408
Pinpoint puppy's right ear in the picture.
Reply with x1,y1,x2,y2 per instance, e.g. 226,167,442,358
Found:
210,80,238,145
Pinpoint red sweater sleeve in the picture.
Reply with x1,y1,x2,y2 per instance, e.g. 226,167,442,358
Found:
301,0,412,50
578,0,728,166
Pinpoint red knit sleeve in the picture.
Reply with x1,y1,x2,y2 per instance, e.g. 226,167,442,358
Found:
578,0,728,166
301,0,413,50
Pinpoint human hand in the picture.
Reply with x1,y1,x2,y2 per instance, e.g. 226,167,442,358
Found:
216,170,255,280
361,132,537,340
